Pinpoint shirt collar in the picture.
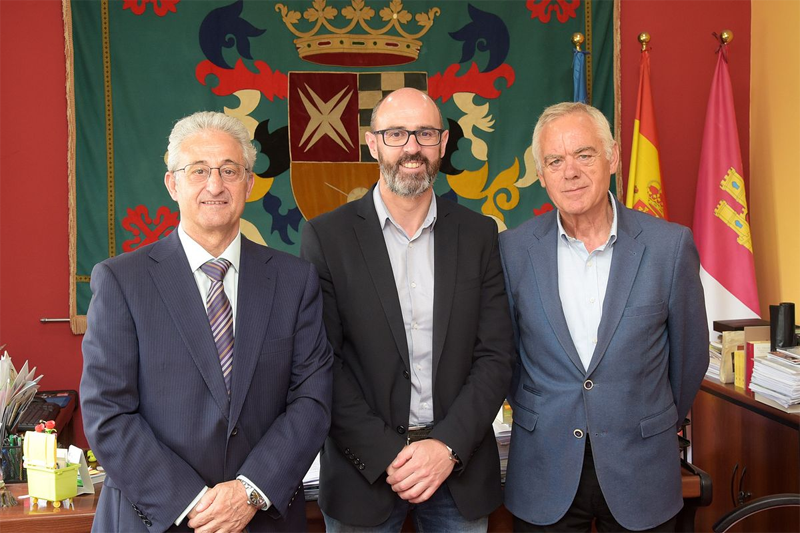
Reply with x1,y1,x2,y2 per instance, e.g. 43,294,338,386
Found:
177,224,242,274
556,190,618,249
372,184,437,239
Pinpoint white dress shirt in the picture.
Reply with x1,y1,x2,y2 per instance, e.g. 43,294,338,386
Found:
174,225,271,524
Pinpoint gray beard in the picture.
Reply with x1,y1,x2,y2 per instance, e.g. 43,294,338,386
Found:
378,152,440,198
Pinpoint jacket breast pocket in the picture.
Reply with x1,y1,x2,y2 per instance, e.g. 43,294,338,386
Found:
639,403,678,438
623,301,666,318
260,334,294,355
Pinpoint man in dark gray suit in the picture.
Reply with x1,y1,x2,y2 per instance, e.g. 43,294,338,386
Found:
81,111,332,532
301,88,514,531
500,102,708,532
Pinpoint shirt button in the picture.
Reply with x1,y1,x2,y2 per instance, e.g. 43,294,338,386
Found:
413,323,418,330
408,243,413,248
411,282,417,288
583,380,594,390
573,429,584,439
589,297,595,304
587,260,593,267
592,338,598,344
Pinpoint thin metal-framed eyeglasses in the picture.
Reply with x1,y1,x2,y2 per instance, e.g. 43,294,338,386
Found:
372,128,445,147
173,163,250,184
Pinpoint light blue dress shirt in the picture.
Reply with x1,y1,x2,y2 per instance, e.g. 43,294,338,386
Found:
373,185,436,426
556,192,619,371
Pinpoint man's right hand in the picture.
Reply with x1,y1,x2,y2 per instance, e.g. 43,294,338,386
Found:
187,480,256,533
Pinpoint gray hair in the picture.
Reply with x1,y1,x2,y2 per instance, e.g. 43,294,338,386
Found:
166,111,257,172
370,89,445,130
531,102,614,174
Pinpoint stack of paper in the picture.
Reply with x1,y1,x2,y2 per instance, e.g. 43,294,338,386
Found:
706,340,722,380
0,350,43,445
493,419,511,483
749,347,800,412
302,453,320,500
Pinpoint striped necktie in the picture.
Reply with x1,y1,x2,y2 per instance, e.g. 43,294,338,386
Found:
200,258,234,393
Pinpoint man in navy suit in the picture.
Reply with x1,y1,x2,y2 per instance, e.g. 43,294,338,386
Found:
81,111,332,532
500,102,708,532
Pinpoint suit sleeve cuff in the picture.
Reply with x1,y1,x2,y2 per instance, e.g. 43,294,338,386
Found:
175,486,208,526
237,475,272,511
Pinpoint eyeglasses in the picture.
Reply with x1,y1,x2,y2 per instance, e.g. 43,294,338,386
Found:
173,163,249,184
372,128,445,147
544,152,599,173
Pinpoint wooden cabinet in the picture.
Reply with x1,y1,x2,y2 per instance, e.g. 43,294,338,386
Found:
691,378,800,532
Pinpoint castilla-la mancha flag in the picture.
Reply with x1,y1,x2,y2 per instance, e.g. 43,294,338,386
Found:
626,49,667,219
693,47,759,334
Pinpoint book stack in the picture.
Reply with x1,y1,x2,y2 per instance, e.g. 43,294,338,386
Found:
749,346,800,413
706,340,722,380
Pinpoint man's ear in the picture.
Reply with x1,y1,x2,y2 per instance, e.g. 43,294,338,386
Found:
165,171,179,201
439,129,449,158
608,143,620,175
365,131,379,160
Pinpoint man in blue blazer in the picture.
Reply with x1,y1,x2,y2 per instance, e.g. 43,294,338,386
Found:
81,111,332,532
500,103,708,532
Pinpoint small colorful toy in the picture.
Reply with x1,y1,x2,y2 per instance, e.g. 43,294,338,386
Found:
22,422,78,508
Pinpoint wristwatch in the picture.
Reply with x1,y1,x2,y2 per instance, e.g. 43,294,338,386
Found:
239,479,267,509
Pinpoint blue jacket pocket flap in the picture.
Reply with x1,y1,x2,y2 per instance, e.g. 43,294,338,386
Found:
512,404,539,432
639,403,678,438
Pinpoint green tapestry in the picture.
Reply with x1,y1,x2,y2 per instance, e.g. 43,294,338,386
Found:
66,0,618,327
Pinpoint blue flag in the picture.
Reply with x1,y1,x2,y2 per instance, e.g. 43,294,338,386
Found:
573,49,589,103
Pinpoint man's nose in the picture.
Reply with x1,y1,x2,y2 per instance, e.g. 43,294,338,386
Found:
563,155,581,178
403,133,422,153
205,169,226,193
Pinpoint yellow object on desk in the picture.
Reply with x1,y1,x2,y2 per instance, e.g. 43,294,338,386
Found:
22,431,78,508
733,345,746,389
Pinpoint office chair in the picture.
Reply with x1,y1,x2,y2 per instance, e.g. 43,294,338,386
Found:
712,493,800,533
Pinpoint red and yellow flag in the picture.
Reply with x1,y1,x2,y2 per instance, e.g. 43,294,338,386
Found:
626,50,667,219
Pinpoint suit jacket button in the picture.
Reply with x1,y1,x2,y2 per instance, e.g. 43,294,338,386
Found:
397,425,406,434
231,427,238,436
358,464,365,470
403,370,410,379
573,429,584,439
144,519,152,527
344,448,351,454
583,380,594,390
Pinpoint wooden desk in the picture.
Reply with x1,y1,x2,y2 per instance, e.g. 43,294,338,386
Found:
691,378,800,532
0,482,101,533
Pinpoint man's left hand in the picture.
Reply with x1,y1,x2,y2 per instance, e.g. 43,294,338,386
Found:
385,439,455,503
187,480,257,533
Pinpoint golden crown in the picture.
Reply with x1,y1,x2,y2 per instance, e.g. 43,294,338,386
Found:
275,0,440,67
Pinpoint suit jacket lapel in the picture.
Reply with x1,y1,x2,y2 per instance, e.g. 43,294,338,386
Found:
587,200,644,375
228,236,276,431
149,231,230,419
432,198,457,387
529,212,585,373
353,191,410,370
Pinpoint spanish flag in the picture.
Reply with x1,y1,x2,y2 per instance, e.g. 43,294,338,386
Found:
626,50,667,219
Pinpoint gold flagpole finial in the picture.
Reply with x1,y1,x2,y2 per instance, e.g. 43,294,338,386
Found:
720,30,734,44
638,32,651,52
572,32,585,51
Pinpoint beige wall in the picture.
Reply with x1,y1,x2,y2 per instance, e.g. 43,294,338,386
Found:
750,0,800,316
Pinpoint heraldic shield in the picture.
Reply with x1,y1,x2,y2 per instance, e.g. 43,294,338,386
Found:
288,71,428,220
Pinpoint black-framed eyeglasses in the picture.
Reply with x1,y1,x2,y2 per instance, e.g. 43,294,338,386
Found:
372,128,445,147
173,163,249,184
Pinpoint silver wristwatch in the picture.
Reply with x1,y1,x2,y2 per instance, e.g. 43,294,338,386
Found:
239,479,267,509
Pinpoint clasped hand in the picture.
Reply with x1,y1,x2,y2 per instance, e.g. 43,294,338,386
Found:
187,480,257,533
385,439,455,504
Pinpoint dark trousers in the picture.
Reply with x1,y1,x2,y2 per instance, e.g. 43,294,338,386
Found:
513,440,677,533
